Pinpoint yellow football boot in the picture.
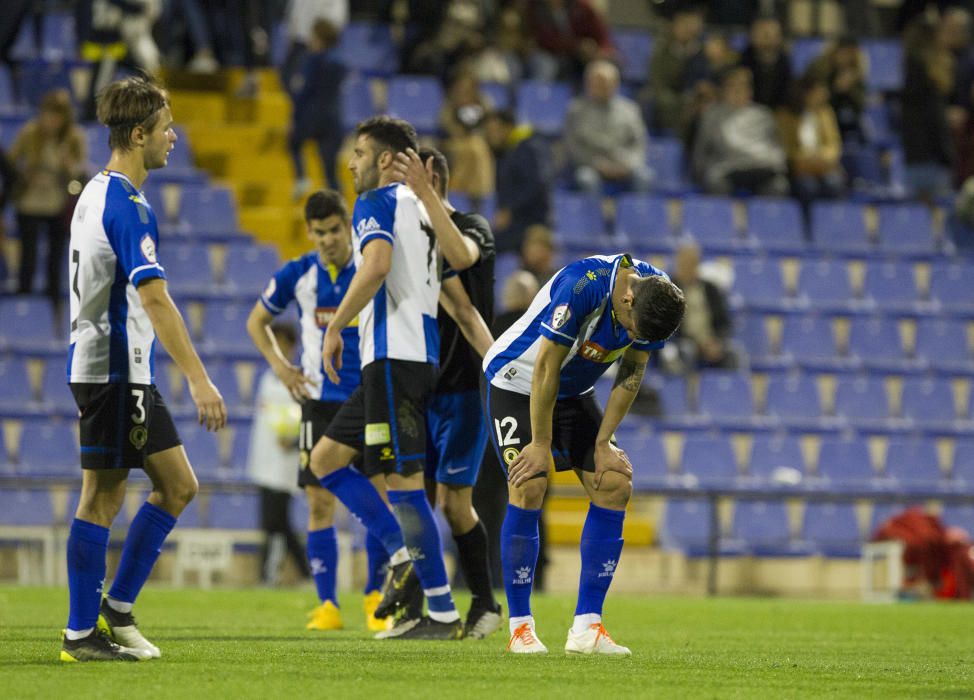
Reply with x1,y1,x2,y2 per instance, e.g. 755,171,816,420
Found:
363,591,393,632
306,601,343,631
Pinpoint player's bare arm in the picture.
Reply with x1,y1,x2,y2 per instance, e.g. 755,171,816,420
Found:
508,337,571,487
321,238,392,384
591,347,648,488
245,301,313,401
439,276,494,357
392,148,480,271
138,278,226,431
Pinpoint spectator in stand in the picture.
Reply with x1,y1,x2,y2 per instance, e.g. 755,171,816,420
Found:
526,0,615,82
566,59,652,195
401,0,488,79
646,3,706,135
683,33,740,152
668,241,735,371
10,89,86,302
806,36,867,145
287,19,346,199
940,7,974,186
777,75,844,215
902,16,955,204
483,108,553,253
692,67,788,196
439,72,495,203
158,0,221,73
280,0,348,90
464,6,527,86
738,15,792,110
518,224,557,286
0,146,18,286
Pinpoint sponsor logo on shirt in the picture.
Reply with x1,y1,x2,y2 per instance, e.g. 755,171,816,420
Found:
315,307,337,327
551,304,571,330
579,340,609,362
356,216,381,236
139,234,157,263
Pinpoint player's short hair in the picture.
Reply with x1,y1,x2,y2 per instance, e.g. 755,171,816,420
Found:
631,275,685,344
355,116,418,158
305,189,347,222
96,75,170,152
311,18,339,49
418,147,449,195
270,321,298,346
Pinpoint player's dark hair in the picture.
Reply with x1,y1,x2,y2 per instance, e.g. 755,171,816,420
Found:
631,275,685,344
311,18,339,50
270,321,298,346
355,116,419,158
418,147,449,195
305,189,347,222
487,108,516,126
96,75,170,152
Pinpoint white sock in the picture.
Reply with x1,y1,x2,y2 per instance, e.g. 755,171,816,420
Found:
64,627,94,640
428,609,461,623
106,597,133,614
509,615,534,635
572,613,601,634
389,547,410,567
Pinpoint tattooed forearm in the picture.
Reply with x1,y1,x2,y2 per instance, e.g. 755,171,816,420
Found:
613,358,645,393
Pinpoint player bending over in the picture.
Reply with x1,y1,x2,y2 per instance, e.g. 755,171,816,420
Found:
61,76,227,662
482,254,685,655
246,190,390,632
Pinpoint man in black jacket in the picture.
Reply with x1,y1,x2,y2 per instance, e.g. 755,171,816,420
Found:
669,241,736,369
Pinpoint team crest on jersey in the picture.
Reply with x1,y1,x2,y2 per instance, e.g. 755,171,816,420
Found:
314,307,336,327
356,216,381,235
139,234,157,263
503,447,520,465
129,425,148,450
551,304,571,329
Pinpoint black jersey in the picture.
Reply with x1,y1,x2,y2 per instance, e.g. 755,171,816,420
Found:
435,210,495,394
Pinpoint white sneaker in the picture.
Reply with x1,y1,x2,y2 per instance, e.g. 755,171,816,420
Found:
506,622,548,654
565,623,631,657
97,605,161,659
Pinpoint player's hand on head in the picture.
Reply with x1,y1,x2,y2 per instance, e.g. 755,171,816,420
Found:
321,328,344,385
593,442,633,490
392,148,432,196
189,376,227,432
507,441,552,487
275,361,314,402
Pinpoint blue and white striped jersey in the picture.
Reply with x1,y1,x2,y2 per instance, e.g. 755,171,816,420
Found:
260,252,360,402
352,182,440,368
67,170,165,385
483,254,668,399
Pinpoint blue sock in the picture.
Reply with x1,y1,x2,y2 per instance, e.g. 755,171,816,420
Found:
575,503,625,616
306,527,338,605
319,467,404,556
387,489,459,622
501,504,541,620
364,533,389,594
107,501,177,605
66,519,110,632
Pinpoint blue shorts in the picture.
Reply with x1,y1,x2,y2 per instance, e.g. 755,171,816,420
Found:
425,390,488,487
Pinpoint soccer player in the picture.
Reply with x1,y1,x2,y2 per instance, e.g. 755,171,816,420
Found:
61,76,227,662
482,254,685,655
245,189,390,632
391,146,502,638
309,117,484,640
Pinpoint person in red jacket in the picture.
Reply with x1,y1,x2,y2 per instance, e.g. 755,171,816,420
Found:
526,0,615,81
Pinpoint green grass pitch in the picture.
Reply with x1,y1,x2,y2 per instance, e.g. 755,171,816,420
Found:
2,586,973,698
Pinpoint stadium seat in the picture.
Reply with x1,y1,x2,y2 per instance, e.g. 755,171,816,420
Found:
800,503,862,557
863,39,903,92
681,195,739,252
479,82,512,110
914,318,972,371
659,498,715,555
336,22,397,75
228,424,253,474
39,361,75,413
877,204,936,255
798,260,853,310
929,262,974,313
0,489,54,526
202,302,257,356
648,137,691,194
884,438,944,489
862,102,894,147
178,186,238,234
341,78,375,131
811,202,871,253
612,29,654,84
848,317,906,368
900,377,959,425
833,376,890,424
952,439,974,485
746,197,806,252
0,297,61,352
614,193,673,249
203,362,243,408
207,492,260,529
697,372,754,424
85,124,112,172
16,420,78,477
781,316,837,366
748,434,805,482
734,312,772,360
863,261,919,312
0,65,22,115
940,504,974,533
816,438,876,489
0,358,34,410
731,501,795,556
19,58,76,108
653,375,691,418
680,434,737,487
765,373,822,425
163,243,215,296
222,243,280,293
551,191,605,248
790,37,826,76
177,423,222,479
516,81,572,137
615,430,668,489
386,76,444,134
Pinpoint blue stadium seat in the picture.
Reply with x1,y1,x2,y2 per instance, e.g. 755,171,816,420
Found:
790,37,826,76
734,312,772,359
648,137,691,194
341,78,375,131
165,127,196,174
659,498,715,555
941,504,974,533
798,260,853,309
811,202,870,253
203,362,243,408
801,503,862,557
816,438,876,489
202,302,257,356
0,65,22,115
0,358,34,409
0,489,54,526
612,29,654,84
680,434,737,487
337,22,398,75
19,58,76,108
848,317,905,367
697,372,754,424
0,297,61,352
900,377,958,425
781,316,837,366
551,191,605,248
731,501,795,556
229,424,252,473
834,376,889,423
877,204,936,255
480,82,512,110
950,438,974,484
862,102,894,146
163,243,215,296
85,124,112,172
653,375,691,418
178,186,238,234
208,492,260,529
765,373,822,425
929,262,974,313
386,76,444,134
915,318,971,371
746,197,806,252
863,39,903,92
863,261,918,312
40,361,75,413
884,438,944,489
17,420,78,477
516,81,572,137
177,423,222,479
748,434,804,482
40,12,76,61
614,193,673,250
223,243,280,293
615,430,668,489
681,195,739,252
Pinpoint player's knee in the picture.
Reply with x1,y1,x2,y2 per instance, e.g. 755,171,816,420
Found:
77,491,125,525
309,439,339,477
307,487,335,526
439,490,473,527
510,476,548,510
594,471,632,509
159,473,198,511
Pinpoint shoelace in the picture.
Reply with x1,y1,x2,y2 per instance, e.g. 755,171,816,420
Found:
508,623,539,649
591,623,614,647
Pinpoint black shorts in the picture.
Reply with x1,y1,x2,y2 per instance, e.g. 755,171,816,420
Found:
298,399,363,488
480,376,602,475
324,359,434,478
71,382,181,470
